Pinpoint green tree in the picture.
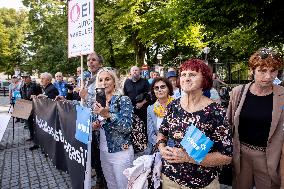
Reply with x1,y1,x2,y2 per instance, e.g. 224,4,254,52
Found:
22,0,80,76
0,8,28,76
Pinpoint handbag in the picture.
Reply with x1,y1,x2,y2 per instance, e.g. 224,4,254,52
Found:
135,92,147,103
123,147,161,189
147,145,162,189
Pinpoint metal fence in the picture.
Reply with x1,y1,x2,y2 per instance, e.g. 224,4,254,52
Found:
0,87,8,96
213,62,250,84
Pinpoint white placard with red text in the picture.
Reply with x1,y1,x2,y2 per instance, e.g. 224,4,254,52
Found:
68,0,94,58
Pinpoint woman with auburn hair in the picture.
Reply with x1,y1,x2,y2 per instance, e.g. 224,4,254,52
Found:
157,59,232,189
227,48,284,189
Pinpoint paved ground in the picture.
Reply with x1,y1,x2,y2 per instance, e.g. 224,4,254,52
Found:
0,96,96,189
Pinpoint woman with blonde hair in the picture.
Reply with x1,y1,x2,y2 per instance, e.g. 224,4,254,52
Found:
92,67,134,189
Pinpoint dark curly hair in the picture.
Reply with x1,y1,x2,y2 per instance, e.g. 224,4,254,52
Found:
179,59,213,91
249,48,283,71
150,77,174,99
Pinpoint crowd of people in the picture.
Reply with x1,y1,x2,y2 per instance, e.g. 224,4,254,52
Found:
7,47,284,189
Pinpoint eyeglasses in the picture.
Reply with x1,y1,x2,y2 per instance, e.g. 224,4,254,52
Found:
258,48,277,59
153,84,167,91
87,58,97,62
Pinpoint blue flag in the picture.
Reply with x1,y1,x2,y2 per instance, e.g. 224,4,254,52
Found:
12,91,21,103
180,124,214,164
75,105,91,144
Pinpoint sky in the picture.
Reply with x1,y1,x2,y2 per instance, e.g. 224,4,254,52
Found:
0,0,25,10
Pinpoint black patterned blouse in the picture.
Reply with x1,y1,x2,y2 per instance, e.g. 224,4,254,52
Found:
159,99,232,188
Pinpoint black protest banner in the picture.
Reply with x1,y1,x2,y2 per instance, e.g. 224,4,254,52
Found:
33,98,87,189
57,101,88,189
33,98,58,162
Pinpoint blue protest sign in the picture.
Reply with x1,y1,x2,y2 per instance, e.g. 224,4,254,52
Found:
180,124,214,164
273,77,282,85
75,105,91,144
12,91,21,103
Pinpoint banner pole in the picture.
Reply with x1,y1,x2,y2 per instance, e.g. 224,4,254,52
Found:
80,54,84,106
84,116,92,189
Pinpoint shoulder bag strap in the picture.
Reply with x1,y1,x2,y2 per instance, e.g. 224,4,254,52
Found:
237,85,245,108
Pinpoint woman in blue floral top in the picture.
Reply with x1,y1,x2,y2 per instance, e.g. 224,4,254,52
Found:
157,59,233,189
92,67,134,189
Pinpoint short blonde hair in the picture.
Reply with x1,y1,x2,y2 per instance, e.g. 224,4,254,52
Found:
95,67,122,95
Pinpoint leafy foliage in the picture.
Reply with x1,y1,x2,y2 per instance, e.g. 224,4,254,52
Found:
0,8,28,75
0,0,283,80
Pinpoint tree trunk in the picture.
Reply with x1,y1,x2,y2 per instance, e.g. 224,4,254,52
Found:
108,38,116,67
132,31,146,66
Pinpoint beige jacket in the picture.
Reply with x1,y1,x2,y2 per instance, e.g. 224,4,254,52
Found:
227,82,284,185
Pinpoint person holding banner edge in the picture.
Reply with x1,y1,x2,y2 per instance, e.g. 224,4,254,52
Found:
92,67,134,189
157,59,232,189
20,73,42,142
29,72,59,151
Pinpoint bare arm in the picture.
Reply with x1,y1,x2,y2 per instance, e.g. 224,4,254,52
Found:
200,152,232,167
280,144,284,188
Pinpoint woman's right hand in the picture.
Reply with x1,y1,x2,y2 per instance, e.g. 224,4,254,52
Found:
92,120,101,130
79,88,88,99
159,146,175,160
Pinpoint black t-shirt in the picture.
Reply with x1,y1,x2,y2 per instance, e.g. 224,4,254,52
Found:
43,83,59,99
123,78,149,123
123,78,149,105
20,82,42,100
238,90,273,147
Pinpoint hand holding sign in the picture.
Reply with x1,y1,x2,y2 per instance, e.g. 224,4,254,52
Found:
160,147,195,164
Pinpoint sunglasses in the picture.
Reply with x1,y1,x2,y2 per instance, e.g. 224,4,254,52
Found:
87,58,97,62
104,67,116,71
258,48,277,59
154,84,167,91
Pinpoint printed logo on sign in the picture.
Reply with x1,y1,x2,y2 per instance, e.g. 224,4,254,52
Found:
77,121,90,134
70,3,80,23
186,137,200,150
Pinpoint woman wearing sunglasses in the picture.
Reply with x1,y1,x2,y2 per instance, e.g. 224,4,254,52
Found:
227,48,284,189
157,59,232,189
146,77,174,154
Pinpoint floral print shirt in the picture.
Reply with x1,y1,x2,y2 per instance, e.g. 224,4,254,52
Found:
159,99,232,188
